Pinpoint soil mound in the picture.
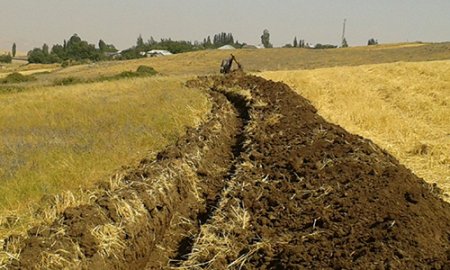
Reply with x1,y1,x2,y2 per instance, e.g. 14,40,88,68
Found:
2,73,449,269
179,74,450,269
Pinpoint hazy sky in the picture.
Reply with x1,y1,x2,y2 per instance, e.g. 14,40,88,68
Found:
1,0,450,52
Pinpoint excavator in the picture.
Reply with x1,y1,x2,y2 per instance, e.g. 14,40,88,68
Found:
220,54,242,74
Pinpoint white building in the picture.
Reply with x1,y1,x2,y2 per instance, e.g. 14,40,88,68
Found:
218,45,236,50
146,50,173,57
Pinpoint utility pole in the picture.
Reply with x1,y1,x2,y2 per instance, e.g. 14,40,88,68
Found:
341,18,348,48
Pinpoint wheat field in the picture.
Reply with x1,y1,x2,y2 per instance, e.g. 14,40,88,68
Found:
262,60,450,198
0,76,209,230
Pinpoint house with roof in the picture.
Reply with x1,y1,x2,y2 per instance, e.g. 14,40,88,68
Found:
146,50,173,57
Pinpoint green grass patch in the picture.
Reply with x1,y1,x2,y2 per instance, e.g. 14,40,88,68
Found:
53,65,158,86
1,72,36,84
53,76,84,86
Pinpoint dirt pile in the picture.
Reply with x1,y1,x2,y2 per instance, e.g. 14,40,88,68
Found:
2,73,450,269
178,74,450,269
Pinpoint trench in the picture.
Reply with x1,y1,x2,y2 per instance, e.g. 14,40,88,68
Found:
169,86,251,267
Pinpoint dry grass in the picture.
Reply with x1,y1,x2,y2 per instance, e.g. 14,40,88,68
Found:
0,76,209,238
0,63,60,77
261,60,450,199
61,42,450,77
92,224,126,260
5,42,448,88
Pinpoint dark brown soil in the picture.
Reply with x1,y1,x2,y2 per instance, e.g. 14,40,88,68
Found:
198,73,450,269
3,73,450,269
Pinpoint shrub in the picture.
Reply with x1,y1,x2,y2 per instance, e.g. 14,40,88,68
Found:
2,72,36,84
53,66,158,86
314,44,338,49
115,71,140,79
136,65,157,75
53,77,84,86
0,54,12,63
61,61,70,68
0,85,24,94
110,66,158,80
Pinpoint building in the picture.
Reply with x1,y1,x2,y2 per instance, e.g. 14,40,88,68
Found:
218,45,236,50
146,50,173,57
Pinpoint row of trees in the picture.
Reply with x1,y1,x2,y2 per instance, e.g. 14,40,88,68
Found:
27,34,117,64
13,30,382,65
368,38,379,45
119,32,246,60
284,37,307,48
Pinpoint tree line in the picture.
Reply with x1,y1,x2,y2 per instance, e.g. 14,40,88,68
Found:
120,32,245,60
1,30,382,64
26,34,117,64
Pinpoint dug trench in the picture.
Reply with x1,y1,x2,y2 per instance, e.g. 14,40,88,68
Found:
2,86,247,269
2,73,450,269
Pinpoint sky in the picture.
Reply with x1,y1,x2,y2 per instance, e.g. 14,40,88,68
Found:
1,0,450,52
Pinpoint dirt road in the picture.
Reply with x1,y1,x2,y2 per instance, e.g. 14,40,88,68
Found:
4,73,450,269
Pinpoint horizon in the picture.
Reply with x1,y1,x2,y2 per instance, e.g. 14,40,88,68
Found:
1,0,450,53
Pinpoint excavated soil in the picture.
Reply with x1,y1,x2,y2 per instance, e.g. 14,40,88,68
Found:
3,73,450,269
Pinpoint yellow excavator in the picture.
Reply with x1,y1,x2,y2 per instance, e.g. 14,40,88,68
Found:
220,54,242,74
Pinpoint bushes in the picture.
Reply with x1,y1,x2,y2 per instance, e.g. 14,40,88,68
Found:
136,65,157,75
53,77,84,86
106,65,158,80
1,72,36,84
0,54,12,63
53,65,158,86
314,44,338,49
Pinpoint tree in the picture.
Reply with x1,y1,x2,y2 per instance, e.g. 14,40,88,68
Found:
12,43,16,57
293,37,298,48
68,34,82,47
148,36,157,46
51,44,65,59
368,38,378,46
261,29,272,48
299,39,305,48
136,34,144,49
212,32,235,47
27,48,47,63
341,38,348,48
42,43,49,55
98,39,107,52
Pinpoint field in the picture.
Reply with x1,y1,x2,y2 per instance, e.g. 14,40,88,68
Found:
262,60,450,198
0,43,449,269
0,76,209,237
